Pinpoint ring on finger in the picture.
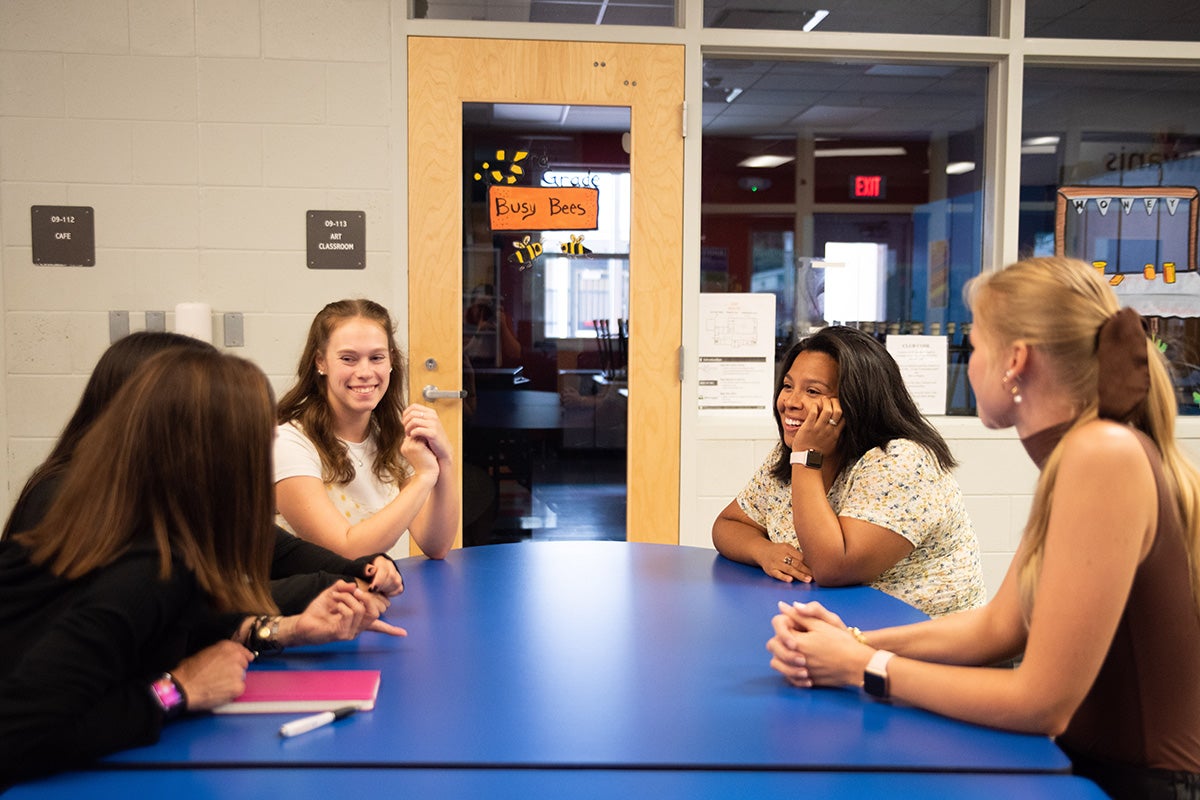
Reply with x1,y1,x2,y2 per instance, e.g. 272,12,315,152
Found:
783,555,793,566
828,418,838,426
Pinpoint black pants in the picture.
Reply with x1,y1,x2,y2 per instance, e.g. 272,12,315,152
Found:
1065,745,1200,800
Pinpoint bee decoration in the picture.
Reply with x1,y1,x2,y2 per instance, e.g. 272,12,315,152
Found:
560,234,592,256
508,235,544,270
474,149,529,186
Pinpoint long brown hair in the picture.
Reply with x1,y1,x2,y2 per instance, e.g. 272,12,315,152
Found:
15,349,278,615
967,256,1200,615
276,299,409,486
2,332,217,541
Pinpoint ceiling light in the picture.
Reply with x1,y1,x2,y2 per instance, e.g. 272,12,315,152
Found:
724,87,744,103
814,147,906,158
1023,136,1060,147
803,10,829,31
1021,145,1057,155
946,161,975,175
738,155,795,168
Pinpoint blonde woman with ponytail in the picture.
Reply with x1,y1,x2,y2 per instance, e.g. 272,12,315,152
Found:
766,257,1200,800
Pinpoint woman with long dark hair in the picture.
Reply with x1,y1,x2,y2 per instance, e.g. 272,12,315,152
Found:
0,350,276,785
713,326,985,616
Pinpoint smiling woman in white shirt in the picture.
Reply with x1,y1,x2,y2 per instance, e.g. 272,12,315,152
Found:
274,299,458,561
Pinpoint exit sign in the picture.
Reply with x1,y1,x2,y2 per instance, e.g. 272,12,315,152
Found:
851,175,887,199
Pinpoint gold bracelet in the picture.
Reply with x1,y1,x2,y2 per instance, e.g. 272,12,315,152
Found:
848,626,869,646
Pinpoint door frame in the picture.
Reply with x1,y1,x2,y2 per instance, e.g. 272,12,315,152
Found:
407,36,683,549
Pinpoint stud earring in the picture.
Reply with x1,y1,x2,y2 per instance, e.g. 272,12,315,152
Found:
317,369,325,376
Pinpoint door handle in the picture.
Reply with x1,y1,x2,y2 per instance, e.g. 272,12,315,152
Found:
423,385,468,402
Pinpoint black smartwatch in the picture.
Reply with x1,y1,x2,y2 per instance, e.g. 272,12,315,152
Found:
863,650,895,700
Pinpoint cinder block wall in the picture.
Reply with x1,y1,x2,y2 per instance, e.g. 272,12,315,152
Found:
1,0,402,502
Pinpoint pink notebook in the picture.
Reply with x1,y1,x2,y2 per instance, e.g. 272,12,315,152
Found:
213,669,380,714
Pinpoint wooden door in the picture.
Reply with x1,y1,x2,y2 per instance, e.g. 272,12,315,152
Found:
408,37,683,548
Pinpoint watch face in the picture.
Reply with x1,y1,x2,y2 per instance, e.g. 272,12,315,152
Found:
791,450,823,468
258,624,272,639
864,670,887,698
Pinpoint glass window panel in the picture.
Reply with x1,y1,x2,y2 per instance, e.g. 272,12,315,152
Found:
1019,67,1200,415
703,1,988,35
413,0,675,26
462,102,632,543
1026,0,1200,41
702,58,987,414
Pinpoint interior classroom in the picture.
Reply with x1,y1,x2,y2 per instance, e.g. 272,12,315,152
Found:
2,0,1200,600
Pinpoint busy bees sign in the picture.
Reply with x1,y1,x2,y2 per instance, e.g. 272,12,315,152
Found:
488,185,599,231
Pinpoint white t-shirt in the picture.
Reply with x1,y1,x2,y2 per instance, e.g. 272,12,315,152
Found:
274,422,408,558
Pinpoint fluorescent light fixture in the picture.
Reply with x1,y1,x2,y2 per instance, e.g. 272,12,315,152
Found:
946,161,975,175
803,9,829,31
1023,136,1060,147
814,147,906,158
724,87,744,103
738,154,795,168
1021,145,1057,155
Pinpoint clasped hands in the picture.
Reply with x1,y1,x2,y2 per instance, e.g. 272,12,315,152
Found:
767,600,874,689
402,403,453,478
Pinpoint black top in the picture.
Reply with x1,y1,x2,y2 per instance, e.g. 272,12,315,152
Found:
0,538,208,787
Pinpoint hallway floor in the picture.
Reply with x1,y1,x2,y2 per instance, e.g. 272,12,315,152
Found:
484,449,626,545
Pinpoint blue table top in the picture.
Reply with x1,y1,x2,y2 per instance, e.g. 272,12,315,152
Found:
10,768,1106,800
106,542,1068,773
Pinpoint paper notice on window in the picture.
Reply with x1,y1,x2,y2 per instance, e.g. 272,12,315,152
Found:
885,334,948,416
698,293,776,415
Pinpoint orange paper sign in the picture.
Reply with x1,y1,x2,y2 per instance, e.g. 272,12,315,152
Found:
489,185,599,231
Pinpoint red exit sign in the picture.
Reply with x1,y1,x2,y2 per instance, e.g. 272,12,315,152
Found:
851,175,886,199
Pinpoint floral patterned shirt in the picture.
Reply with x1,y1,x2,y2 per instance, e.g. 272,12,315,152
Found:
737,440,985,616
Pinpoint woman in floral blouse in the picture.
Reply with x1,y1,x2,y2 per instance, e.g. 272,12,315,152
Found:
712,326,985,616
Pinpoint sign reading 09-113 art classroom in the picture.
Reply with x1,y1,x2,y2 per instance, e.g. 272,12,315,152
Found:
307,210,365,270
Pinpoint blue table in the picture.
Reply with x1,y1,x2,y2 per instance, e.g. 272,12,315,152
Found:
9,768,1107,800
103,542,1067,773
